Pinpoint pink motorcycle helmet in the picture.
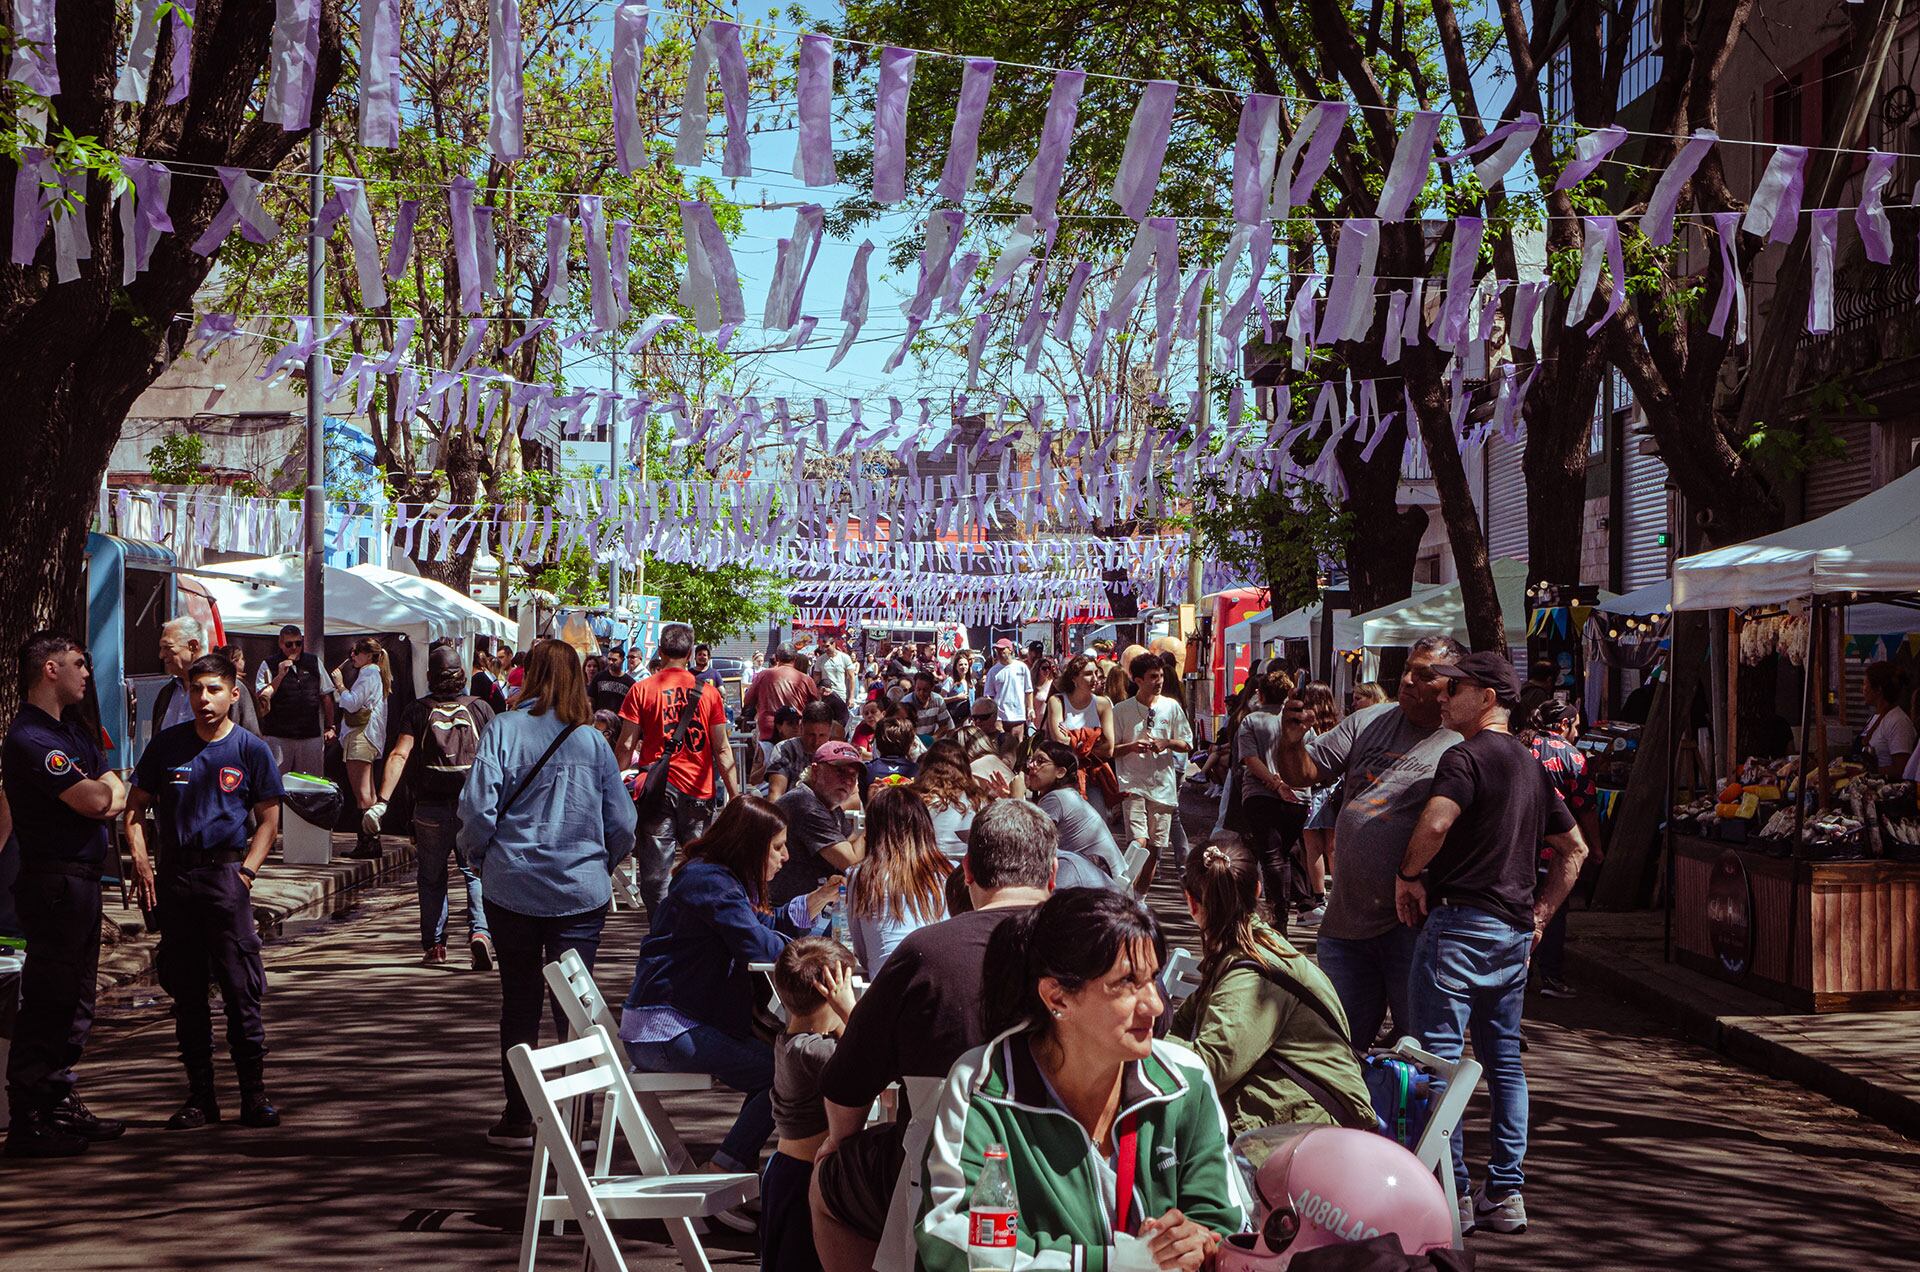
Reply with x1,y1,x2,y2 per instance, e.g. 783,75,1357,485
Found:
1216,1128,1453,1270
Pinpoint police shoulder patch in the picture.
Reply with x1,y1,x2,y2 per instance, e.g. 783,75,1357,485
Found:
44,749,71,776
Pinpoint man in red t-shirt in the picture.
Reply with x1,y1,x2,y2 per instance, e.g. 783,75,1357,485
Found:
616,623,738,920
740,644,821,741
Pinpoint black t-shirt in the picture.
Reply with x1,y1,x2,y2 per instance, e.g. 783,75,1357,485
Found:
1424,729,1575,929
2,704,111,868
589,671,636,716
769,782,849,907
820,905,1037,1107
133,723,284,857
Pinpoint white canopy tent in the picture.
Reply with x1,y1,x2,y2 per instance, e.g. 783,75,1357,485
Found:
349,563,514,649
1597,577,1916,634
194,556,506,692
1671,467,1920,610
1335,560,1608,651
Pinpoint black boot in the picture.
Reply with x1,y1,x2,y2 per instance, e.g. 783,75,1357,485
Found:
235,1057,280,1128
349,829,383,860
3,1105,89,1158
166,1061,221,1130
48,1093,126,1142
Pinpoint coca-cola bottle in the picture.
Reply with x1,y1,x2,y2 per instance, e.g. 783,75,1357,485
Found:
967,1143,1020,1271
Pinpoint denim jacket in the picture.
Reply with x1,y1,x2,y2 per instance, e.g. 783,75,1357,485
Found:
457,707,637,917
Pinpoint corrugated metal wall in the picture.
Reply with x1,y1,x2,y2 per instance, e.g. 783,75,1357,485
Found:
1621,440,1671,590
1484,431,1529,565
1804,420,1874,520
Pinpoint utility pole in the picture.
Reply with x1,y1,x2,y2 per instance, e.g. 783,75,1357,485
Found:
302,125,326,655
608,344,621,615
631,350,649,605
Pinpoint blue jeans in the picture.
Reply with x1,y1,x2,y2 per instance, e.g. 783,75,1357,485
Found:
415,802,485,950
626,1024,774,1172
486,901,607,1124
1317,924,1420,1047
1407,905,1532,1197
633,787,715,921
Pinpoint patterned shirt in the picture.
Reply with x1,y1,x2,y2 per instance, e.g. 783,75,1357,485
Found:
1527,732,1595,862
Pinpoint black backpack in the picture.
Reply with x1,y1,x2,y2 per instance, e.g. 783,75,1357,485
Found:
415,696,486,798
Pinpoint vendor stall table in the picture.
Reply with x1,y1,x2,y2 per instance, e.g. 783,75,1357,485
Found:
1671,834,1920,1011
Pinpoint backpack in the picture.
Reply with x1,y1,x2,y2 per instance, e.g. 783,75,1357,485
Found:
416,696,485,798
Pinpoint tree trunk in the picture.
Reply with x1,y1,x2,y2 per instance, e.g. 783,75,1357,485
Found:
0,1,346,723
1524,335,1608,586
1338,415,1428,614
1403,344,1507,654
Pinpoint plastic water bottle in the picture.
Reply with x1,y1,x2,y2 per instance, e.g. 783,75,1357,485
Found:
967,1143,1019,1271
830,881,852,947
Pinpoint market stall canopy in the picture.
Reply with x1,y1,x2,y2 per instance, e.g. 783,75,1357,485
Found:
1225,608,1272,646
349,563,514,645
1596,579,1671,616
1672,467,1920,610
1335,560,1606,651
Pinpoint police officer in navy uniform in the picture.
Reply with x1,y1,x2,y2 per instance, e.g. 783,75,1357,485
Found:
125,654,285,1130
3,631,130,1158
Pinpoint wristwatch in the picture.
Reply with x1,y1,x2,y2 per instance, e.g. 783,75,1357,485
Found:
238,866,258,882
1396,869,1422,883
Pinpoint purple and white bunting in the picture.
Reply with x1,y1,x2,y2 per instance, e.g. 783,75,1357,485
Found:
1112,81,1177,221
264,0,320,130
1707,211,1747,342
794,34,838,186
1552,125,1627,192
359,0,403,147
1378,110,1442,221
489,0,525,159
8,0,58,97
190,167,281,256
1016,69,1086,227
1741,145,1805,243
1639,130,1716,247
1807,209,1837,335
939,59,996,201
872,48,917,204
611,3,649,176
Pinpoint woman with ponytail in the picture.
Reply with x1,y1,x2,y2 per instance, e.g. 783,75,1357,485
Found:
335,636,393,858
915,888,1247,1272
1173,839,1373,1140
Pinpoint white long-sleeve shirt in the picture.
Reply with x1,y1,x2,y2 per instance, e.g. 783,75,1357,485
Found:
335,663,389,753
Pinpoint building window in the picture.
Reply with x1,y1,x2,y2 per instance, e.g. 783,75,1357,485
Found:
1768,75,1804,144
1545,44,1574,126
1619,0,1662,108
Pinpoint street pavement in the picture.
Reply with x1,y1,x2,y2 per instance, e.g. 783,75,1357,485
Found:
4,869,1919,1270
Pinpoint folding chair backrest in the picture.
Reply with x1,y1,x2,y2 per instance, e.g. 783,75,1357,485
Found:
544,949,618,1041
1162,947,1204,1004
1382,1036,1482,1176
511,1025,678,1179
875,1074,953,1272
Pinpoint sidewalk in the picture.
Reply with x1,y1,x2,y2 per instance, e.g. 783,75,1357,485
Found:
1562,908,1920,1139
91,832,418,995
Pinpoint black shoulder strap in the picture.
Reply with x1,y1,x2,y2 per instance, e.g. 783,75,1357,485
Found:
1219,957,1375,1129
1226,957,1359,1056
499,723,580,818
663,681,698,755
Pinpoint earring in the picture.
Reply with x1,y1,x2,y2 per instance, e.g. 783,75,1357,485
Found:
1051,1009,1064,1019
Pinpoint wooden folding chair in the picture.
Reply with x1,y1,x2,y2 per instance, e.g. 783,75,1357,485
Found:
509,1025,758,1272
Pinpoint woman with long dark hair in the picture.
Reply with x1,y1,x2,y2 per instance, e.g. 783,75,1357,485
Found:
1174,840,1373,1138
621,796,843,1179
457,638,636,1147
915,889,1247,1272
846,783,950,973
1044,654,1119,814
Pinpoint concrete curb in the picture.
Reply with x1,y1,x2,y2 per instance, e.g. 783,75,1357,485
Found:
92,833,417,993
1564,938,1920,1140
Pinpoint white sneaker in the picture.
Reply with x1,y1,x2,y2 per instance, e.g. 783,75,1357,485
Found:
1472,1185,1527,1233
1295,903,1326,927
1457,1193,1476,1235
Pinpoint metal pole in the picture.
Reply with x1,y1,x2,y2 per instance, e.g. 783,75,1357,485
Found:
302,125,326,654
632,351,648,605
608,345,621,614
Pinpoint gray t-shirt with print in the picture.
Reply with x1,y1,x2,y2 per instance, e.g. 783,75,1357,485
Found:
1307,703,1461,941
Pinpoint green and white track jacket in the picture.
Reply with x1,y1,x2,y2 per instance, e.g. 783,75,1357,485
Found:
916,1027,1250,1272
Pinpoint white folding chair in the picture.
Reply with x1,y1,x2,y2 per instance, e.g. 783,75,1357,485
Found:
1161,946,1204,1005
1377,1035,1483,1249
545,950,713,1174
873,1073,949,1272
1119,841,1150,887
509,1025,758,1272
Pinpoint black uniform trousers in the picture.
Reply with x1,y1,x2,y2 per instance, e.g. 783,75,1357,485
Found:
155,863,267,1065
5,867,102,1112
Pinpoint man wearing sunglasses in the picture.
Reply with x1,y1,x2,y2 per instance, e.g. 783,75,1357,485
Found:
252,624,337,777
1392,651,1590,1235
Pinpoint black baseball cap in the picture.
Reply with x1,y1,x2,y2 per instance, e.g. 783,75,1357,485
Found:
1432,652,1523,706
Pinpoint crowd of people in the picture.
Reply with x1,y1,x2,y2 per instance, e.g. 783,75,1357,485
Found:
3,616,1605,1267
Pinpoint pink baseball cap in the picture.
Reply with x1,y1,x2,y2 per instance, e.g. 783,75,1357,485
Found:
812,741,865,767
993,637,1015,649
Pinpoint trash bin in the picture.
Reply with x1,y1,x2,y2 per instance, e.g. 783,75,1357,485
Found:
282,772,343,865
0,946,22,1131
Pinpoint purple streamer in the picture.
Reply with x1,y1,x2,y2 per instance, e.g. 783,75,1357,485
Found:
1807,209,1837,335
359,0,403,147
49,167,87,284
1051,261,1093,341
1232,95,1281,225
117,0,166,103
710,21,753,178
1319,218,1380,344
872,48,917,204
828,240,875,370
450,177,482,313
610,219,633,324
1707,211,1746,341
581,195,613,329
1442,216,1483,344
163,0,197,104
8,0,58,96
939,59,996,201
189,167,280,255
1857,149,1897,265
10,148,51,266
1552,124,1627,192
1741,145,1806,243
116,157,174,283
612,3,649,176
677,199,745,331
336,178,388,307
264,0,320,130
1587,218,1624,336
1288,103,1350,204
794,34,838,187
1378,110,1442,221
1509,279,1547,351
1440,112,1539,189
1639,130,1717,247
1018,69,1086,227
489,0,525,159
541,212,569,302
384,199,419,282
1112,80,1177,221
905,209,965,323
